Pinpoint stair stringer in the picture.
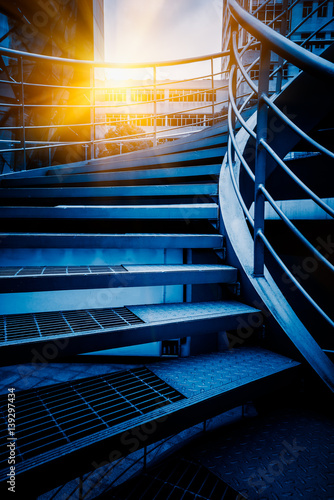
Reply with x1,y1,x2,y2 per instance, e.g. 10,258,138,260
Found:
219,117,334,393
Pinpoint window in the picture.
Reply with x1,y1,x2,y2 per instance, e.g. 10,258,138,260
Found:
317,0,328,17
302,1,313,17
169,90,216,102
314,32,326,48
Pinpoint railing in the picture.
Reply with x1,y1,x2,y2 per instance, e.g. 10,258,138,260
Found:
226,0,334,329
0,46,232,172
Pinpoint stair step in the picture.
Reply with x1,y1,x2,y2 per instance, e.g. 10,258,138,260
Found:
0,264,237,293
0,348,301,496
0,183,218,199
47,147,226,177
0,301,258,363
1,164,221,187
89,134,227,169
251,197,334,221
0,232,223,249
0,204,219,220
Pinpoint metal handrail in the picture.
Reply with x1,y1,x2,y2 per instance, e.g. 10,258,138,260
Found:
258,230,334,328
0,45,229,67
259,137,334,216
226,0,334,332
259,183,334,271
0,44,232,167
228,0,334,81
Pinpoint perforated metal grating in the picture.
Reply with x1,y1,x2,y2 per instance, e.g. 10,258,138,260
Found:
0,265,127,277
0,307,144,343
0,367,185,467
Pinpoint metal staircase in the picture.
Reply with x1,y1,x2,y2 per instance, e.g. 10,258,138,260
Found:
0,0,333,496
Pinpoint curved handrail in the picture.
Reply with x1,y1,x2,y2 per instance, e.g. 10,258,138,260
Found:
222,0,334,390
228,0,334,81
0,45,229,68
0,44,235,166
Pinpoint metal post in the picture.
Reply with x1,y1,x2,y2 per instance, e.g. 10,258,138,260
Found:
276,0,288,93
48,147,52,167
153,66,157,147
254,45,271,277
90,66,95,160
19,57,26,170
229,19,238,163
211,58,215,125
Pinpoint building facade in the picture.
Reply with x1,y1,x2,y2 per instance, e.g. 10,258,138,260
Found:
0,0,104,172
95,78,228,144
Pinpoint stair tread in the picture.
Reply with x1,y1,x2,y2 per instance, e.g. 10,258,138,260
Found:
0,300,258,361
0,300,257,343
1,164,221,187
0,264,237,293
250,197,334,221
46,147,226,177
0,347,300,495
0,233,223,248
0,204,218,219
0,183,218,198
0,263,235,277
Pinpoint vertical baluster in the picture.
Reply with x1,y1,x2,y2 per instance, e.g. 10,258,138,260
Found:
19,57,26,171
229,18,238,163
90,66,95,160
153,66,157,147
211,57,215,125
276,0,288,93
254,45,270,277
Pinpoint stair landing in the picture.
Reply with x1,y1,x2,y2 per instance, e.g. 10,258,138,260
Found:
0,347,300,496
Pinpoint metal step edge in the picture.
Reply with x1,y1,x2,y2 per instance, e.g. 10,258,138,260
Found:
0,265,237,293
1,164,221,188
0,204,219,220
0,233,224,249
0,183,218,199
0,301,259,364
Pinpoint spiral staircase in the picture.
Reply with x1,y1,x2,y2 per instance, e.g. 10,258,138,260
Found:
0,0,333,497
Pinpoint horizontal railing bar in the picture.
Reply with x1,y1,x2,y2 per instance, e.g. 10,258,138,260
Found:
98,71,225,90
288,0,330,40
259,185,334,272
227,121,255,227
0,46,229,68
229,66,257,141
232,32,258,94
258,230,334,327
228,0,334,81
0,90,228,110
262,95,334,159
0,112,229,153
299,18,334,49
228,112,255,182
267,16,333,83
0,102,22,107
0,98,232,147
0,86,229,113
0,72,229,92
23,82,91,90
259,138,334,218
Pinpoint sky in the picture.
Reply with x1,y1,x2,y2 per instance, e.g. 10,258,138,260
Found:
103,0,223,80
